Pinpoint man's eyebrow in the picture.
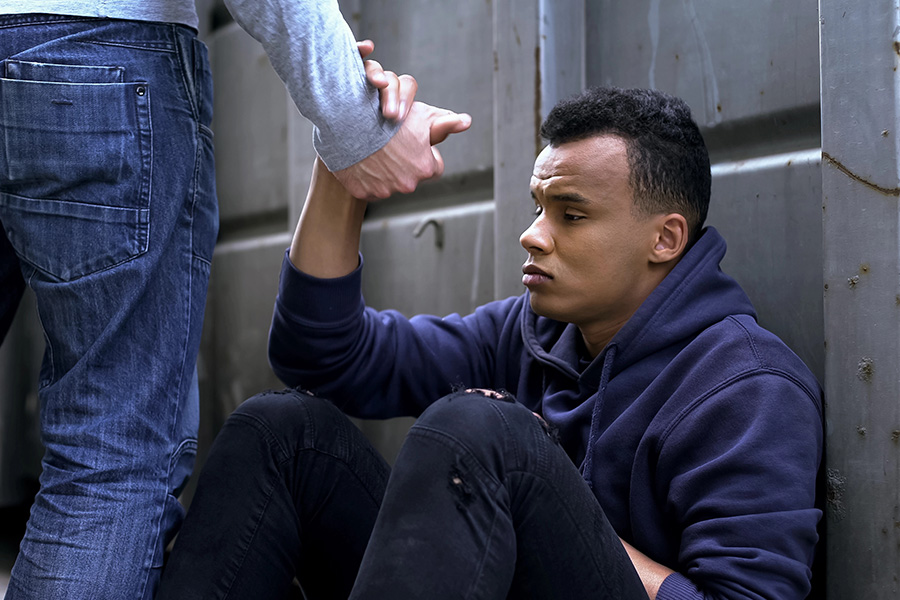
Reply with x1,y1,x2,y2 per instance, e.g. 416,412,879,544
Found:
546,192,590,205
531,189,592,204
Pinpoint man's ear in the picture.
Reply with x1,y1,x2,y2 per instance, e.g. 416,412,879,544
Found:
649,214,689,264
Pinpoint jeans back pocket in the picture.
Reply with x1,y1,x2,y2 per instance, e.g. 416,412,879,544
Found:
0,59,151,282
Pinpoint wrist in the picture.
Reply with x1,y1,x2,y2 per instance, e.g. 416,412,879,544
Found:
289,159,367,278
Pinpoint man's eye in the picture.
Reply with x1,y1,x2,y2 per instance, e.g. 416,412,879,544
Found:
533,205,543,216
564,213,585,221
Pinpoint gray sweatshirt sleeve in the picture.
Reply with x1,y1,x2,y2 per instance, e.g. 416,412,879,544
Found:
223,0,400,171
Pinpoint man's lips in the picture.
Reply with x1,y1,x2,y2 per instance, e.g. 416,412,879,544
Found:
522,263,552,286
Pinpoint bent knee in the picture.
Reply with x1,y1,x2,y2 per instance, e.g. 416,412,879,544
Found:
415,389,527,442
232,388,315,420
228,389,346,441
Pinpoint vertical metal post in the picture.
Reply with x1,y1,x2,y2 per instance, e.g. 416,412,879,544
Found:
493,0,541,299
539,0,586,117
820,1,900,596
492,0,584,299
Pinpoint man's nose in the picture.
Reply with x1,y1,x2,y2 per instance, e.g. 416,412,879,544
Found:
519,218,551,254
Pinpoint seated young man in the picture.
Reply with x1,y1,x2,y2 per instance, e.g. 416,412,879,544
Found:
159,87,823,600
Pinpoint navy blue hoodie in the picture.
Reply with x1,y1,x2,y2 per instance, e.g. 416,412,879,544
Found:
269,227,823,600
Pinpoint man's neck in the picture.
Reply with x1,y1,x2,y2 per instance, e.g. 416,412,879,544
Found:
577,259,683,358
579,316,631,358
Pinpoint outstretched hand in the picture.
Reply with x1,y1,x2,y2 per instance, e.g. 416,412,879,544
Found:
332,41,472,200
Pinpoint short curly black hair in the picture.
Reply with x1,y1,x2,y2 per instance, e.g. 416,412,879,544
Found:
541,87,710,244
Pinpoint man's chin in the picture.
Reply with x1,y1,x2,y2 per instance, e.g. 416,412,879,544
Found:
527,294,570,323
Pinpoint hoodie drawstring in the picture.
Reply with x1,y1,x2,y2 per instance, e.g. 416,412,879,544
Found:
581,344,617,491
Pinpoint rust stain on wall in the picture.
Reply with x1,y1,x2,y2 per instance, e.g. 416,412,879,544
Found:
823,151,900,197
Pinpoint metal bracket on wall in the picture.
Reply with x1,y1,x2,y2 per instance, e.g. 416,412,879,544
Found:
413,218,444,250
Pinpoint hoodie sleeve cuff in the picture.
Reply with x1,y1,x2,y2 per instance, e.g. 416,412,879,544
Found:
656,572,704,600
277,249,365,325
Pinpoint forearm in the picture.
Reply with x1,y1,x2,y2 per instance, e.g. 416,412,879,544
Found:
290,159,367,278
620,538,675,600
223,0,396,170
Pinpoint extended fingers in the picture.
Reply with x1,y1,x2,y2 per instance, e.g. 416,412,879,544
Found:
378,70,401,119
363,61,418,121
363,60,402,119
363,58,389,89
429,111,472,145
359,44,418,122
397,74,418,121
356,39,375,60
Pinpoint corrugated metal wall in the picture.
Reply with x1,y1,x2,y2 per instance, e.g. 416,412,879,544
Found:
1,0,898,595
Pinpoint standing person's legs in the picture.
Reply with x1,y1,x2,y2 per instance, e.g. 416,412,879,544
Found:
0,15,217,599
351,390,648,600
158,390,391,600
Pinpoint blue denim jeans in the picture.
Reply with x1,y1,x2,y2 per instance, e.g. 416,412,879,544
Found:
157,390,648,599
0,14,217,600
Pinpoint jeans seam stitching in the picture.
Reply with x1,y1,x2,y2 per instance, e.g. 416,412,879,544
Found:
0,17,94,30
228,410,387,507
187,123,200,262
172,27,198,120
489,400,521,469
229,412,290,461
221,478,279,599
86,39,176,53
0,193,151,282
463,505,503,600
230,409,388,508
517,470,623,588
277,446,386,508
27,269,55,386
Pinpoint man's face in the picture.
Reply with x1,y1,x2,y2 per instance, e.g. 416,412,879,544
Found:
520,135,664,342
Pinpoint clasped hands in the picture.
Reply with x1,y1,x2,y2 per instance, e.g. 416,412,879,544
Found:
332,40,472,200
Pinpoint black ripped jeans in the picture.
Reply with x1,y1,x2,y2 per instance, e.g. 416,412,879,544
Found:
157,389,648,600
